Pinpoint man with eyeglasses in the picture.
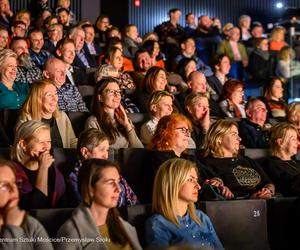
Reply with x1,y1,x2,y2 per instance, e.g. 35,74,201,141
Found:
238,97,270,148
43,57,89,112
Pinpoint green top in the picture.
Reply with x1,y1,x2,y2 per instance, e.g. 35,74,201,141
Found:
0,81,30,109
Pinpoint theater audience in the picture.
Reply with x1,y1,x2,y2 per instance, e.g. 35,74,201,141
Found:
85,78,143,149
0,26,8,50
56,158,142,250
0,159,53,250
238,15,251,42
55,37,87,86
0,0,13,28
219,79,246,118
238,97,270,148
264,123,300,197
263,77,286,118
43,23,63,54
122,24,141,59
269,26,287,52
286,102,300,149
185,93,212,149
134,66,168,112
11,120,66,209
68,26,97,69
82,23,101,55
68,128,138,207
207,54,231,97
202,119,275,199
140,90,174,145
145,158,223,249
28,29,52,69
17,79,77,148
142,39,165,68
175,37,213,77
43,57,89,112
276,46,300,80
0,49,30,109
11,37,43,85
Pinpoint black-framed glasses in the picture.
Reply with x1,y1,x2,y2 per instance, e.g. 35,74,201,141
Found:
105,89,122,96
0,179,22,192
175,127,191,136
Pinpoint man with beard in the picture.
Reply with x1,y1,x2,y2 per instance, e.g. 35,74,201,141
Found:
194,15,222,64
10,37,43,85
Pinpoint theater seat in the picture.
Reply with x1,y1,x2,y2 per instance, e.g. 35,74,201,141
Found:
0,109,20,144
52,148,78,178
198,199,270,250
29,208,74,237
66,111,90,137
242,148,271,164
119,204,152,247
118,148,150,202
77,85,95,110
267,196,300,249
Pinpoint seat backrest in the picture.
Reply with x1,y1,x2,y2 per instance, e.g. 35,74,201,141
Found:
0,109,20,144
29,208,74,237
199,199,270,250
119,204,152,247
0,147,10,160
66,111,90,137
242,148,271,164
52,148,78,178
118,148,150,202
77,85,95,109
267,196,300,250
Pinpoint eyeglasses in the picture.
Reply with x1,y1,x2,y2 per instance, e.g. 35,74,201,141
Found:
175,127,191,136
105,89,122,96
0,180,22,192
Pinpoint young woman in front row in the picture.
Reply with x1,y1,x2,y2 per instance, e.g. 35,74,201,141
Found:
145,158,224,249
56,158,142,250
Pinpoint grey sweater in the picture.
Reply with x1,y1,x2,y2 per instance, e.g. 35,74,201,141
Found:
0,215,54,250
55,204,142,250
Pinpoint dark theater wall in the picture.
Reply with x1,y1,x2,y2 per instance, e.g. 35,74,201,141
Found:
128,0,300,35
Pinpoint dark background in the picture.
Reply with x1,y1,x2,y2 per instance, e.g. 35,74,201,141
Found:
9,0,300,35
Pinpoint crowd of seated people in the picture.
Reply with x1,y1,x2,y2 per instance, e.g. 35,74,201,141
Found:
1,1,300,248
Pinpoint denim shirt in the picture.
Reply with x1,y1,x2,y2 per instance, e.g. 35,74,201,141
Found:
145,209,224,249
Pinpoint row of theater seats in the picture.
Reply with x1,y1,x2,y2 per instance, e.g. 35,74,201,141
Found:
0,147,299,249
0,107,150,144
27,197,300,250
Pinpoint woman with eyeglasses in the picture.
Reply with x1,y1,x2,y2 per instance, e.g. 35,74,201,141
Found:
263,123,300,197
85,77,143,149
11,120,66,209
56,158,142,250
16,79,77,148
0,159,54,249
202,119,275,199
145,158,223,249
219,79,246,119
138,113,231,204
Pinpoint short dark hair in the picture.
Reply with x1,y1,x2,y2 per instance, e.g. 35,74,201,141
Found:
168,8,180,16
57,7,70,15
10,37,28,49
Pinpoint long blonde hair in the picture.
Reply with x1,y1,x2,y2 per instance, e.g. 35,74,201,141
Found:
20,79,59,120
152,158,201,226
203,119,238,157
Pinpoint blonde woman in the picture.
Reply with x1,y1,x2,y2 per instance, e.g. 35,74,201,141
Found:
11,120,66,209
269,26,287,51
145,158,223,249
16,79,77,148
287,102,300,148
202,119,275,199
140,90,174,144
264,123,300,196
0,49,29,109
276,46,300,79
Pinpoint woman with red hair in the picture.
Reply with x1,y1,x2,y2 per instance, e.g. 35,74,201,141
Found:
219,79,246,118
138,113,232,203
